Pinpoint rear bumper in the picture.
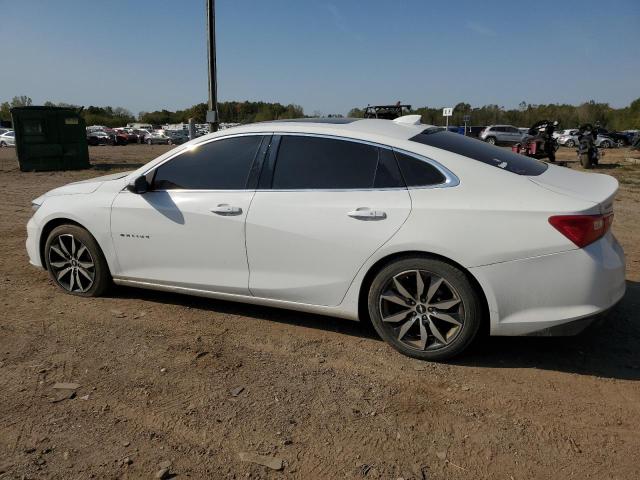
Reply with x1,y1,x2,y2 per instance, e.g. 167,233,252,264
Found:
524,304,617,336
470,233,626,336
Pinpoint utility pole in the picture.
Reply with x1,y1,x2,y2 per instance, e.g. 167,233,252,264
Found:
206,0,219,132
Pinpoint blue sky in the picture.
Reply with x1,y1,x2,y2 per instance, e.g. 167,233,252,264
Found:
1,0,639,116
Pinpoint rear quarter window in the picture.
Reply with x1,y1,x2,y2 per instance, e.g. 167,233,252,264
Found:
410,129,548,176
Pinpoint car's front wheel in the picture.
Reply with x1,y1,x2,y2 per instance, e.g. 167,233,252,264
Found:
44,225,111,297
565,139,575,148
485,137,496,145
368,257,482,360
600,140,611,149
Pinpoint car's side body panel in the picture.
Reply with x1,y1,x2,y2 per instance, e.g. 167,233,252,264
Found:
246,189,411,306
110,189,255,294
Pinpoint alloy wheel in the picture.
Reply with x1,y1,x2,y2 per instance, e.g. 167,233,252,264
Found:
378,270,465,352
48,234,96,293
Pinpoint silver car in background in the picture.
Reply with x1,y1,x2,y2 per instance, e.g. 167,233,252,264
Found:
479,125,524,145
0,130,16,147
557,132,616,148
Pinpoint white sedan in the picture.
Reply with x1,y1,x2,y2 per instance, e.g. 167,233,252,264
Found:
0,130,16,147
25,116,626,360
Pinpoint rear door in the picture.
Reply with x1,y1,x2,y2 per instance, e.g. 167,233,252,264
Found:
245,134,411,306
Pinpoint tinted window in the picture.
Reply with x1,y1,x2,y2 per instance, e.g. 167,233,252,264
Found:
395,151,446,187
410,129,548,176
153,135,263,190
374,148,404,188
272,136,378,189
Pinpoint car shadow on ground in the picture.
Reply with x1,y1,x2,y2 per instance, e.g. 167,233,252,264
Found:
113,280,640,381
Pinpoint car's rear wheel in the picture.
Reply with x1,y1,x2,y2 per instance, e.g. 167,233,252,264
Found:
146,139,152,145
368,257,482,360
485,137,496,145
565,139,575,148
616,139,624,148
44,225,111,297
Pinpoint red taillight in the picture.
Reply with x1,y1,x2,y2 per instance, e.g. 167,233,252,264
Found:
548,213,613,248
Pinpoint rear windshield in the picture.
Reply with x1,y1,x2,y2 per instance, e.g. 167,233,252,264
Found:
410,128,548,176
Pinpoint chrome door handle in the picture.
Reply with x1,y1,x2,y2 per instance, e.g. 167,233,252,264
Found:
211,204,243,215
347,207,387,220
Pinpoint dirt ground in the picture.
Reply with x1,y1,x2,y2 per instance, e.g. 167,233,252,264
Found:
0,143,639,480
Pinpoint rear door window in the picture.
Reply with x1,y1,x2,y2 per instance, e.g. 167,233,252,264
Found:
410,128,548,176
271,135,379,189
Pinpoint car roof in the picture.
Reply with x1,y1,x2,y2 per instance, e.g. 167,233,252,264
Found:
201,118,427,144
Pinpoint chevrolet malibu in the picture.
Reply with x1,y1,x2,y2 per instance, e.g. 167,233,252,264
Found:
26,116,626,360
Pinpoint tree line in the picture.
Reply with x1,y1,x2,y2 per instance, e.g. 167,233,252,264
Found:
2,95,639,130
0,97,304,127
349,99,640,130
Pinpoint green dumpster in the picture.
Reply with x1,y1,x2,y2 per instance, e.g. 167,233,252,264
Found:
11,106,90,171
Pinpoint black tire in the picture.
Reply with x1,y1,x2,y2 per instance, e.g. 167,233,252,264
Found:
167,139,173,145
146,139,152,145
616,139,625,148
485,136,496,145
600,140,611,149
44,225,111,297
565,139,575,148
0,141,6,147
367,257,483,361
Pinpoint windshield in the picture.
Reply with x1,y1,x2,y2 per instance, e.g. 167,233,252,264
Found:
410,128,548,176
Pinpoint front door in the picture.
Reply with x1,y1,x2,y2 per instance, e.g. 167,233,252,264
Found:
110,134,267,294
246,135,412,306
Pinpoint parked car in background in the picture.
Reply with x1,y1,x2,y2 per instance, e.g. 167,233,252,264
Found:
121,129,142,143
0,130,16,147
553,129,579,140
165,130,190,145
145,132,172,145
595,128,630,147
479,125,524,145
26,117,625,360
104,128,128,146
132,129,152,143
557,132,617,148
87,131,110,146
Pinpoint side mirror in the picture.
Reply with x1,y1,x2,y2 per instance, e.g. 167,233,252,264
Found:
127,175,149,194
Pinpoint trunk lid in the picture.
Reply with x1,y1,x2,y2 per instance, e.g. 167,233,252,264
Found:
529,164,617,213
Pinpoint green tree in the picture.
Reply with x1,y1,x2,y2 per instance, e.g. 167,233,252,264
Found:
11,95,32,107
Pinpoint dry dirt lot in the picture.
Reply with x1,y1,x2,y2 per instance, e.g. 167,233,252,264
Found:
0,144,639,479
